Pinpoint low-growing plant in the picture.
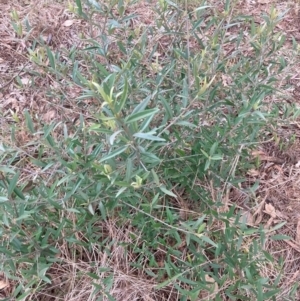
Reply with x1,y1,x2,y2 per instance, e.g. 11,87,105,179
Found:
0,0,297,300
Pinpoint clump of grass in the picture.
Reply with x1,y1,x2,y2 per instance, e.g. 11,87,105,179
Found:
0,0,298,300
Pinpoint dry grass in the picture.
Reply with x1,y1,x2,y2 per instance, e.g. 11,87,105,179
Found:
1,0,300,300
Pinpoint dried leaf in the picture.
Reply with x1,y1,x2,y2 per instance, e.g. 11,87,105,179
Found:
253,199,266,225
251,150,265,157
247,169,260,176
199,275,219,299
0,280,8,290
43,110,56,122
251,150,284,163
265,217,274,229
264,203,276,218
205,274,219,294
240,210,254,226
63,19,75,27
21,77,30,85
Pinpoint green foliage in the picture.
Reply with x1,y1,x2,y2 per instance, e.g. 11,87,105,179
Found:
1,0,296,300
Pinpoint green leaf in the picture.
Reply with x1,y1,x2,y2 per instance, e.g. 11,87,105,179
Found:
264,289,281,299
133,132,165,141
159,185,177,198
151,169,160,185
209,142,219,156
160,96,173,119
211,154,223,160
7,172,20,198
140,115,156,132
204,159,210,171
66,208,81,213
99,146,128,163
12,187,25,200
201,149,209,158
125,158,132,182
87,0,102,10
15,211,33,221
46,47,55,69
116,187,127,197
115,78,128,113
141,151,161,164
243,228,259,235
75,0,88,19
270,234,291,241
125,108,159,124
175,121,196,128
0,196,8,202
156,272,182,289
75,0,83,14
16,290,32,301
92,82,113,104
24,110,35,133
151,193,160,207
269,221,286,231
88,203,95,215
194,5,212,12
164,261,171,276
132,95,152,114
165,0,178,8
196,234,218,248
87,272,100,280
197,223,206,234
0,166,16,174
98,201,107,220
109,130,123,145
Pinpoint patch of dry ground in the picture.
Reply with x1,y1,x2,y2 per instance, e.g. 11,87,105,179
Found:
234,1,300,299
1,0,300,300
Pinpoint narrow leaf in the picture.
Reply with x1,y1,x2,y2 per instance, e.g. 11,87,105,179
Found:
75,0,88,19
159,185,177,198
132,95,151,114
151,169,160,185
116,187,127,197
0,196,8,202
115,79,128,113
99,146,128,163
175,121,196,128
7,172,20,198
125,108,159,124
156,272,183,289
269,221,286,231
133,132,165,141
196,234,218,248
46,47,55,69
109,130,123,145
125,158,132,182
88,204,95,215
270,234,291,241
24,110,35,133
